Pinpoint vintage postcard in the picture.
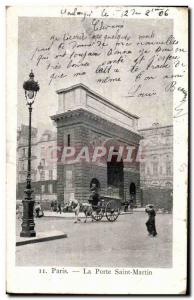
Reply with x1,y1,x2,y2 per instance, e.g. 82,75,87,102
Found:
6,6,188,294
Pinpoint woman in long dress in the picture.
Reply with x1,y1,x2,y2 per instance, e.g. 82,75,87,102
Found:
145,204,157,237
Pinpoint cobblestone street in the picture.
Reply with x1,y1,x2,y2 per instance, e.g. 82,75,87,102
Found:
16,213,172,268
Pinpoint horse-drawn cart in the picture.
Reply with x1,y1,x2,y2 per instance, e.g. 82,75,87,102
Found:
91,195,121,222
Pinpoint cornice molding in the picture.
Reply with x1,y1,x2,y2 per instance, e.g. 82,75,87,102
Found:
51,108,142,143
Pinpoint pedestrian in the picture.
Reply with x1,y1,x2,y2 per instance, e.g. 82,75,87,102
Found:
124,200,129,212
54,200,57,212
145,204,157,237
34,201,44,218
58,202,62,214
50,200,54,211
129,197,134,213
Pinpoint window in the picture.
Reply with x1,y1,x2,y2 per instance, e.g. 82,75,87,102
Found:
41,185,45,193
160,166,163,175
66,170,72,188
53,182,57,193
41,147,45,157
150,137,158,146
40,170,45,181
41,158,45,166
152,162,158,175
166,162,172,175
49,170,53,180
147,166,150,175
67,134,70,147
151,181,159,186
141,162,145,174
32,173,36,181
48,146,53,159
166,137,171,144
166,129,170,135
48,183,53,194
165,182,172,187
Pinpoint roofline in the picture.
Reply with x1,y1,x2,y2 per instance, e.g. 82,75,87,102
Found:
17,137,57,147
50,108,142,140
138,124,173,132
56,83,139,120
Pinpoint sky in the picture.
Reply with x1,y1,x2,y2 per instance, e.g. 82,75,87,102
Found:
17,16,173,135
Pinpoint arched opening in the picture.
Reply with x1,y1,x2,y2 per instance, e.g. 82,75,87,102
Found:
90,178,101,190
165,181,172,188
107,154,124,199
130,182,136,203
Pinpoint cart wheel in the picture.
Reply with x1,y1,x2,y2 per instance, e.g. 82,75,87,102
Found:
91,207,104,221
106,200,120,222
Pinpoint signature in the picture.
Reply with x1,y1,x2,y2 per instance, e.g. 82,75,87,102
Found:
174,86,188,118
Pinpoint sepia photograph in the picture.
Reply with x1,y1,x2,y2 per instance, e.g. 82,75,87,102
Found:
6,5,188,294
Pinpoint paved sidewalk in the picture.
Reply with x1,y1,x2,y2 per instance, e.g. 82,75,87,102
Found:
16,230,67,246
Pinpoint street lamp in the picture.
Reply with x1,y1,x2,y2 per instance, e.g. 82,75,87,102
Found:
38,162,44,202
20,71,40,237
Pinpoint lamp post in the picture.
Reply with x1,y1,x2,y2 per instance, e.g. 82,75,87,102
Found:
20,71,40,237
38,162,44,202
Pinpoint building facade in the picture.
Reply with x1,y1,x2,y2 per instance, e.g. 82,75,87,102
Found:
51,84,142,206
17,125,57,207
138,123,173,210
17,92,173,210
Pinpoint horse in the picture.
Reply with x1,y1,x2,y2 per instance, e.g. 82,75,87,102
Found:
66,195,94,223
